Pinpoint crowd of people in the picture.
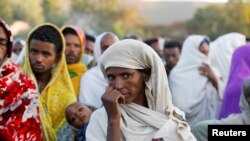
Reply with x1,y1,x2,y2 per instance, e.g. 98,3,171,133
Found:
0,17,250,141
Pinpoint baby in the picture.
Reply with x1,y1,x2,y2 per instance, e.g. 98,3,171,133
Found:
65,102,95,141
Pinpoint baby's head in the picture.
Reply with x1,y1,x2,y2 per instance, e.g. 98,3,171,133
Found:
65,102,94,129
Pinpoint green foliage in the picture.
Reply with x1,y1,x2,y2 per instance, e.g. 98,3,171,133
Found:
12,0,44,26
42,0,67,27
0,0,13,23
187,0,250,40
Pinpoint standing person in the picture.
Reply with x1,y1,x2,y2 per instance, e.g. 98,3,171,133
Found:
169,35,223,127
62,25,87,96
0,19,41,141
86,39,196,141
209,32,246,97
163,40,182,76
13,38,25,56
192,78,250,141
78,32,119,109
82,33,96,69
219,44,250,118
23,23,76,141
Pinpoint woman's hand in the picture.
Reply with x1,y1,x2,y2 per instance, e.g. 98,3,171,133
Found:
198,63,218,91
101,86,125,122
101,86,125,141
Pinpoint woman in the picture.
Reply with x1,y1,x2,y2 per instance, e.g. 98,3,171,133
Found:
219,44,250,118
209,32,246,97
169,35,222,127
0,19,41,141
192,78,250,141
86,39,196,141
78,32,119,109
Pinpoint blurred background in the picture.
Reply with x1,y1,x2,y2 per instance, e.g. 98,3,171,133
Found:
1,0,250,41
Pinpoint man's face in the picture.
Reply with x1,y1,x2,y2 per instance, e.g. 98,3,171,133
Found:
85,40,94,56
13,42,23,55
100,34,117,54
0,26,8,65
164,47,180,69
64,34,81,64
29,39,58,74
151,42,163,58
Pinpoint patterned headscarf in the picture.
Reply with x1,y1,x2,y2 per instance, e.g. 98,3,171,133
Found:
0,19,13,58
61,25,86,55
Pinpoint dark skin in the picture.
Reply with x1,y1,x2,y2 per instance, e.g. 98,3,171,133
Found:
198,63,218,91
29,39,60,93
101,67,150,141
198,43,218,91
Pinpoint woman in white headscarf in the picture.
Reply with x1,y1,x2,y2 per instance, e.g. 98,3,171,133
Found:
86,39,196,141
169,35,223,127
191,78,250,141
209,32,246,97
78,32,119,108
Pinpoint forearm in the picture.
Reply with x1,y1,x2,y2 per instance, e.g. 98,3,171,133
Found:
107,120,121,141
209,76,218,91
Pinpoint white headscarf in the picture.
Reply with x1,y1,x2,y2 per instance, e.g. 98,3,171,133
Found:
169,35,221,127
78,32,119,108
209,32,246,91
86,39,196,141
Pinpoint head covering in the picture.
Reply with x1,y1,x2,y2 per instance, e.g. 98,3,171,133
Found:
169,35,221,126
94,32,119,64
23,23,76,140
192,78,250,141
86,39,196,141
0,19,13,58
61,25,86,55
0,61,41,140
209,32,246,89
100,39,173,113
78,32,119,108
220,43,250,118
61,25,88,96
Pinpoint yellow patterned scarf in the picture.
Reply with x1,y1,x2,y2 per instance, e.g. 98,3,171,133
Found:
68,63,87,96
23,23,76,141
61,25,87,96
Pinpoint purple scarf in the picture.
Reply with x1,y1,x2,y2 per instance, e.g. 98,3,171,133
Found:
219,43,250,118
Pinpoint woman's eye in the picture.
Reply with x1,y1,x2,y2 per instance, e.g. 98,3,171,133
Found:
107,75,114,81
123,73,130,79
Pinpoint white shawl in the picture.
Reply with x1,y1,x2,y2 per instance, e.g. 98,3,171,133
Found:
78,32,119,108
169,35,222,127
86,39,196,141
191,78,250,141
209,32,246,97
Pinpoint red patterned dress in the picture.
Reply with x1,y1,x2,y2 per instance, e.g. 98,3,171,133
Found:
0,61,42,141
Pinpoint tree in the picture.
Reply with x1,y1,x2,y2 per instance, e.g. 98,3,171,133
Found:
187,0,250,40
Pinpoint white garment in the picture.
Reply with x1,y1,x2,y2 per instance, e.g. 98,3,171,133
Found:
209,32,246,98
86,39,196,141
192,78,250,141
169,35,222,127
78,32,119,108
